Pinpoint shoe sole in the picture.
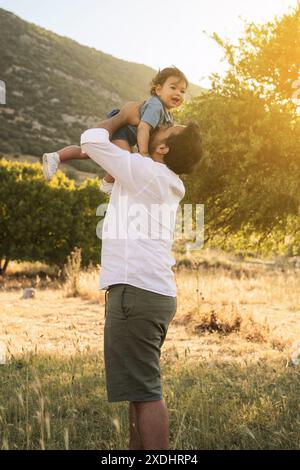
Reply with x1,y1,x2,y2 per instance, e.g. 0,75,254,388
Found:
42,154,51,181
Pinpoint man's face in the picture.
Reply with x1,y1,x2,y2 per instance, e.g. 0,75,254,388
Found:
149,125,185,155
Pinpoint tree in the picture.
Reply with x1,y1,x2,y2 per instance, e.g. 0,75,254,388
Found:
0,160,107,273
210,4,300,107
177,5,300,254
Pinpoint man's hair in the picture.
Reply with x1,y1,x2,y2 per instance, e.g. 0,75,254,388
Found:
163,123,202,175
150,66,189,95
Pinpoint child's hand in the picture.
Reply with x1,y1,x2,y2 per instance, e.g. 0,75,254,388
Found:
119,102,142,127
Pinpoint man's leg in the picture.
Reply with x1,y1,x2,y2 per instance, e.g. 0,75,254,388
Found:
129,402,143,450
133,400,169,450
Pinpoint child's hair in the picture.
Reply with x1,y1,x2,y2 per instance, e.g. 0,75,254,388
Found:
150,66,189,95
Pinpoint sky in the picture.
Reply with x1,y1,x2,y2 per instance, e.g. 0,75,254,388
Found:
0,0,298,86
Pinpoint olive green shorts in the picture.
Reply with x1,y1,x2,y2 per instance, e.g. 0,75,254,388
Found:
104,284,177,403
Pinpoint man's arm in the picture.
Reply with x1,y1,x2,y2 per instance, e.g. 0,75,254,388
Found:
81,131,156,195
95,102,141,138
81,103,157,195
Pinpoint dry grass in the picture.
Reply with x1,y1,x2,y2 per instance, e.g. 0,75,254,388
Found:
1,250,300,449
1,250,300,361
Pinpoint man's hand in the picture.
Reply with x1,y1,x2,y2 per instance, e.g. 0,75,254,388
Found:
95,102,142,139
118,101,142,127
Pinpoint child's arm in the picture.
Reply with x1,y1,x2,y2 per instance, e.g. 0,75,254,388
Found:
136,97,164,156
81,102,154,194
136,121,152,156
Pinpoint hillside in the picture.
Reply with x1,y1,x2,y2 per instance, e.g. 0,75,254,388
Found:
0,8,203,175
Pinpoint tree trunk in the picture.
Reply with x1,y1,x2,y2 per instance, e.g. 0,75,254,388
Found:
0,258,9,275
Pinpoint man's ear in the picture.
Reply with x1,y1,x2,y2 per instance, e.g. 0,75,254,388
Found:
156,143,169,155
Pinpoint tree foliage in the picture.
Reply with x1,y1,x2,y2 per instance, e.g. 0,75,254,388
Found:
177,5,300,255
210,4,300,106
0,159,107,273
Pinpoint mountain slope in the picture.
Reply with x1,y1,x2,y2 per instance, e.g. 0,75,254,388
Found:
0,8,203,164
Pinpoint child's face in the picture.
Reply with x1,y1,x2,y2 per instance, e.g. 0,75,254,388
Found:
155,76,187,110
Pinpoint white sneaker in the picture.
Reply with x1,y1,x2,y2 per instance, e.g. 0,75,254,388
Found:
42,152,60,181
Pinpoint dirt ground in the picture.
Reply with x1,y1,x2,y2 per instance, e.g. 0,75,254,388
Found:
1,286,299,365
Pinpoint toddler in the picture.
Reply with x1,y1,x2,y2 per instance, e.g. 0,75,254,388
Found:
43,66,188,193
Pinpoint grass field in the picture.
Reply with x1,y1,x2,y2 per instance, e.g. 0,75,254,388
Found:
1,250,300,449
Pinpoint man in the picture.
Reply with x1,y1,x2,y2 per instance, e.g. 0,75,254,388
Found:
81,103,202,450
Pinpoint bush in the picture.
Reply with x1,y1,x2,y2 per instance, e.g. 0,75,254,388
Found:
63,247,82,297
0,159,106,272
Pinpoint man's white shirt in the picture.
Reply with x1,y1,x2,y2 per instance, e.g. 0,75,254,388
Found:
81,128,185,297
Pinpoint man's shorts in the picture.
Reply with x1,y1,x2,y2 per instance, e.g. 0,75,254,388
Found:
107,109,137,147
104,284,177,403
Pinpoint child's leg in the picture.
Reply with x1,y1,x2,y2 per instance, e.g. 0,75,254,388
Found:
103,139,132,183
43,145,89,181
58,145,89,162
44,140,131,183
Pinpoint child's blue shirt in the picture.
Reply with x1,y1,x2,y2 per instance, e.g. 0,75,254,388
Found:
140,96,173,128
108,97,173,149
